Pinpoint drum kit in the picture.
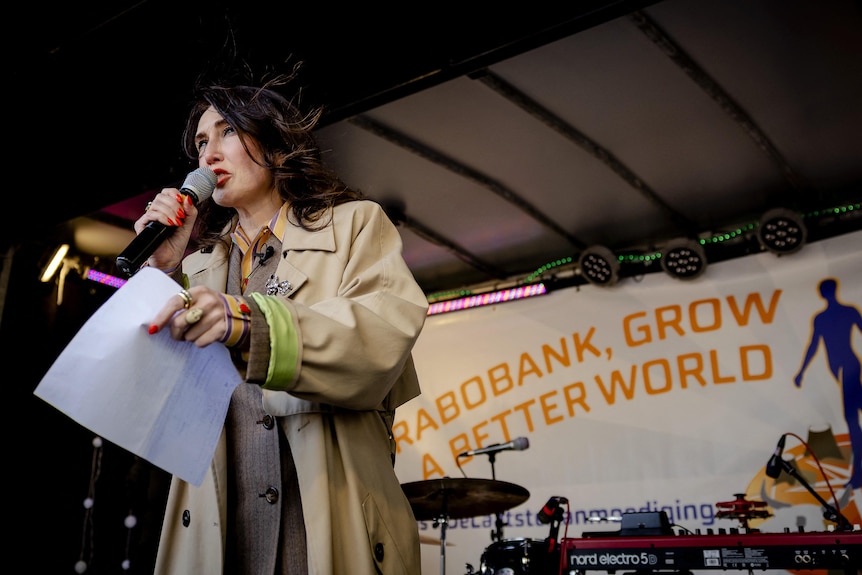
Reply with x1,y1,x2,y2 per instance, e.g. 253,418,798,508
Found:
401,477,561,575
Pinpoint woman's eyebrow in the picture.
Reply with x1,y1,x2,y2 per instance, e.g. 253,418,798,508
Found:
196,118,229,141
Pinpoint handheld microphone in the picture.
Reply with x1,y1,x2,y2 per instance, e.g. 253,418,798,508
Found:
116,167,217,276
457,436,529,458
765,434,787,479
537,496,568,524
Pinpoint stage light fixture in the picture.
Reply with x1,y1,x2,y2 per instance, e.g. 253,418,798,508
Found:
757,208,807,255
40,243,70,283
660,238,707,280
578,245,620,287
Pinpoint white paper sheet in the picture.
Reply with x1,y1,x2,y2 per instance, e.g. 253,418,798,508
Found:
34,267,242,486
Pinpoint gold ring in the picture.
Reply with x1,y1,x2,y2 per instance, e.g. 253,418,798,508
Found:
185,308,203,325
177,289,193,309
145,201,153,212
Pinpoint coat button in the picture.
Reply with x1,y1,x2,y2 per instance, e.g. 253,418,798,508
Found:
258,414,275,429
374,542,384,562
182,510,190,527
264,486,279,504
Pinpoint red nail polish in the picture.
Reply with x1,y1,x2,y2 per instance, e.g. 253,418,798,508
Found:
176,193,184,203
239,303,251,314
177,207,186,219
167,218,177,226
148,324,159,334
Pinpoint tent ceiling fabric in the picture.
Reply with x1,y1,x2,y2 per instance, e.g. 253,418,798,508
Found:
12,0,862,295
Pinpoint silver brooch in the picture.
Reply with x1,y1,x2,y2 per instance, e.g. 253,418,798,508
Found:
265,274,292,296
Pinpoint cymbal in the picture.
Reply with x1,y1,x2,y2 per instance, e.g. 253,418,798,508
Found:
402,477,529,520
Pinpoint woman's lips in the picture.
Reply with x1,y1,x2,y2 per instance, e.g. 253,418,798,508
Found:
213,171,229,186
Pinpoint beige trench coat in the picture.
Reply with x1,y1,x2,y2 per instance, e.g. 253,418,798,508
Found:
154,200,428,574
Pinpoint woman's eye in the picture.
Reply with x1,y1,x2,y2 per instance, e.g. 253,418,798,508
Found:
196,140,207,151
223,126,235,136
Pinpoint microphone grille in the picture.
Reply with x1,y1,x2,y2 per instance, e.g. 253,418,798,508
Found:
180,167,217,204
513,436,530,451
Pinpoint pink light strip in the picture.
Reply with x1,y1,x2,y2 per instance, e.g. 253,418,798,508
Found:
87,270,127,289
87,273,547,316
427,283,547,315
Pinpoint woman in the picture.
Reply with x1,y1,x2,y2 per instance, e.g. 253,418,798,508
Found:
139,68,428,574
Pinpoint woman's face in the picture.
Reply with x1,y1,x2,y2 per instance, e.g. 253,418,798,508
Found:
194,106,274,209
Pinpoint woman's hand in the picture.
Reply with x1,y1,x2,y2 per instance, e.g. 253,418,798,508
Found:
149,287,252,349
133,188,198,271
149,286,229,347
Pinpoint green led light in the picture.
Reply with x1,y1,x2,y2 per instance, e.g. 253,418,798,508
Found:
427,200,859,304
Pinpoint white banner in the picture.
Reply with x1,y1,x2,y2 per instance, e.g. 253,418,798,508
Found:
394,230,862,575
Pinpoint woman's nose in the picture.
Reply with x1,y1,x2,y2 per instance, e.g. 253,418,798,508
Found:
201,143,222,164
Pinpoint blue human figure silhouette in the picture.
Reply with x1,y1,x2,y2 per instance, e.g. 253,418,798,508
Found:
794,278,862,489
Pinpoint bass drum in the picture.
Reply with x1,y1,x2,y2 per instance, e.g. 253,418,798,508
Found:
480,538,560,574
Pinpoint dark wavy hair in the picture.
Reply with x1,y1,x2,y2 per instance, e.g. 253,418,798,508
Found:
181,64,363,250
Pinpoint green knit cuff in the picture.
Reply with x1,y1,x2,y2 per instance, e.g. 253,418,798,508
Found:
248,293,299,391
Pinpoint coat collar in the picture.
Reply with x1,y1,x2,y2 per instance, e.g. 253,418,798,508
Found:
186,208,338,299
269,208,337,298
279,208,336,255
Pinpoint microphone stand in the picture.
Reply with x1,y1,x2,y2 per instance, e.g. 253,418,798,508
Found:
546,506,563,546
487,452,506,542
546,505,564,574
772,458,853,530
